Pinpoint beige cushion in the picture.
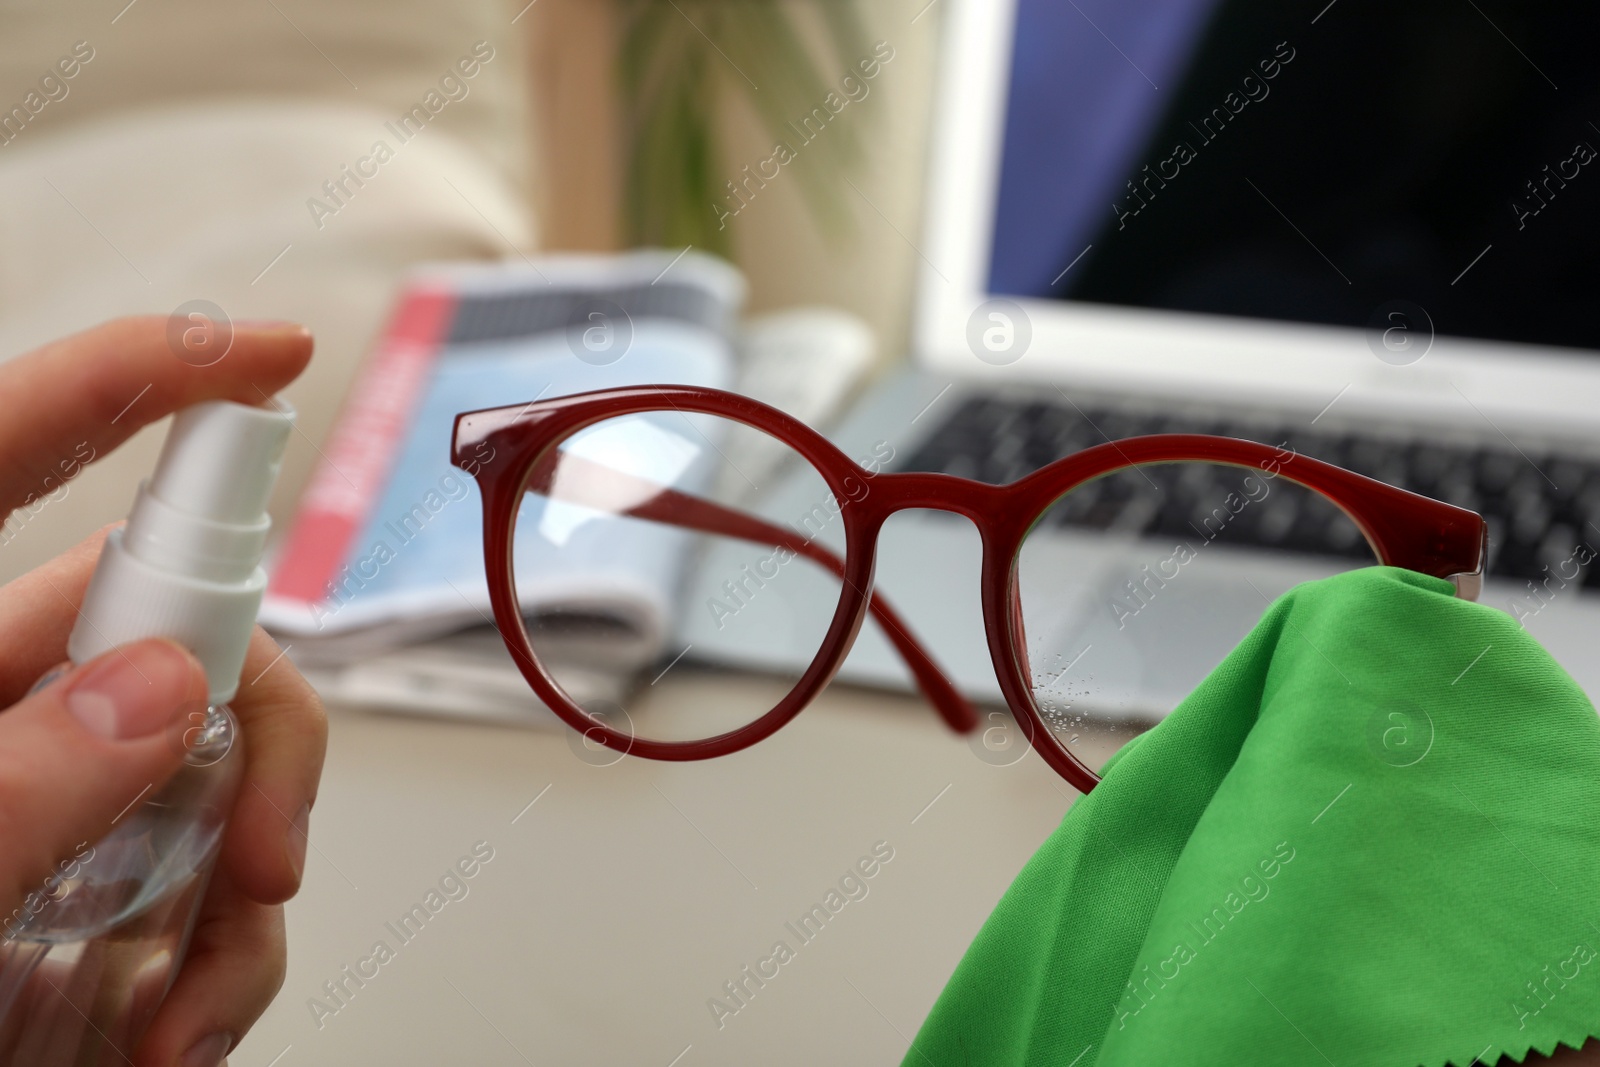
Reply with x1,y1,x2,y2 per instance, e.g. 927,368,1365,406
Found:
0,0,531,196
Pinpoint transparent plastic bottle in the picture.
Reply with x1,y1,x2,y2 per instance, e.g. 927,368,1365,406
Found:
0,702,243,1063
0,398,293,1065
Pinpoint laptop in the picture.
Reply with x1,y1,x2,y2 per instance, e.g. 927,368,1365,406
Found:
679,0,1600,721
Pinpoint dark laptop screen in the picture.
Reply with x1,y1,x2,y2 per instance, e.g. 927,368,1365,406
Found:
987,0,1600,352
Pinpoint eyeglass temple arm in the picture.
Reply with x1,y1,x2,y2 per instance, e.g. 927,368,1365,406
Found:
526,453,979,734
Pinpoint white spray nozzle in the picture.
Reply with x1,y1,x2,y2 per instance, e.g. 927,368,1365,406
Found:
149,398,292,526
68,399,295,704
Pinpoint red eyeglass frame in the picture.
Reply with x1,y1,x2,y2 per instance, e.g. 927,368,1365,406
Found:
453,385,1487,794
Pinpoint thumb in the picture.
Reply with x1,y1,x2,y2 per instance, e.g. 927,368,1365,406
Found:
0,639,208,925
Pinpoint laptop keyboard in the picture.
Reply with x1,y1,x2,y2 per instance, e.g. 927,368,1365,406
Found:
895,394,1600,588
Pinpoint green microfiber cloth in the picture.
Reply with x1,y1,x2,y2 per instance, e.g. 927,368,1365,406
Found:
908,567,1600,1067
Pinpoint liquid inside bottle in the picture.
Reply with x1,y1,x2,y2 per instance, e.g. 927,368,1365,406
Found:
0,703,244,1066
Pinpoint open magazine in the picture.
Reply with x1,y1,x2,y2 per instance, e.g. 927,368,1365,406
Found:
260,251,743,717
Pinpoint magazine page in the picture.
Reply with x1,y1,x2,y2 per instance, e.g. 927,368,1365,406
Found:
261,251,743,685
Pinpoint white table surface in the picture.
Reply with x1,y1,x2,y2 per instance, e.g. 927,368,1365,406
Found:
233,672,1126,1066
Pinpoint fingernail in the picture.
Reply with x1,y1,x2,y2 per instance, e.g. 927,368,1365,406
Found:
181,1031,233,1067
65,641,200,741
27,663,69,696
287,803,310,882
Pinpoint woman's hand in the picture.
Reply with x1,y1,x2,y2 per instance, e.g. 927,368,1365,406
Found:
0,317,326,1066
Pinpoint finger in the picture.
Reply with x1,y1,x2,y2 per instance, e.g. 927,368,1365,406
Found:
218,628,328,905
0,547,330,904
0,524,115,705
131,869,286,1067
0,316,312,522
0,639,207,924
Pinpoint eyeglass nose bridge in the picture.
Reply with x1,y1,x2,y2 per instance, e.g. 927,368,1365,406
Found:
842,471,1096,787
859,470,1028,527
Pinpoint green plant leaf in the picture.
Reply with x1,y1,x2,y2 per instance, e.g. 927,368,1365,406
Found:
618,0,874,259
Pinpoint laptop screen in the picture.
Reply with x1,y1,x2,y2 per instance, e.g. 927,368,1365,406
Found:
987,0,1600,353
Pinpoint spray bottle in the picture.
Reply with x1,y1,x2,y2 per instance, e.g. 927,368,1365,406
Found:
0,398,293,1063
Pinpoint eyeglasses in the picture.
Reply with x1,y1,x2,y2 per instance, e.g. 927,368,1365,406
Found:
452,385,1486,793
